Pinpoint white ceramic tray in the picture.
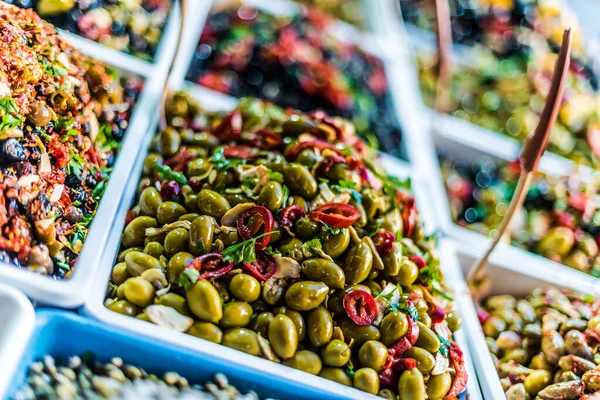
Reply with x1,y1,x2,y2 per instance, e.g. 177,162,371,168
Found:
0,282,36,395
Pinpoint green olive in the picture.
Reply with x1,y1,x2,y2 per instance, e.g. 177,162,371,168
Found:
398,368,425,400
523,369,551,396
179,213,200,222
274,307,306,341
122,217,158,248
107,300,137,317
157,202,187,225
35,0,73,18
155,293,191,316
159,127,181,157
306,306,333,347
446,310,462,332
362,190,380,220
221,301,253,329
403,347,435,375
318,368,352,386
184,194,200,213
301,258,345,289
396,258,419,286
337,318,380,348
250,311,274,338
358,341,388,372
117,247,142,263
295,148,317,167
350,198,367,228
582,369,600,392
541,330,565,364
426,371,452,400
353,368,379,395
139,187,163,217
143,153,163,176
166,252,193,286
197,190,231,220
124,251,162,277
111,262,130,285
279,238,306,262
187,321,223,343
222,328,261,356
343,241,373,284
186,279,223,323
538,227,575,257
143,241,164,259
382,243,402,276
229,274,261,302
322,229,351,258
217,229,240,247
295,217,321,241
163,228,189,256
257,182,285,212
284,164,318,199
283,350,322,375
378,389,396,400
285,281,329,311
186,158,210,177
122,277,155,307
414,322,441,354
321,339,351,367
189,216,214,255
213,169,237,189
269,314,298,359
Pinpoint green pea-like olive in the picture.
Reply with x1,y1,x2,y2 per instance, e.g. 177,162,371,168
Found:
107,300,137,317
284,164,318,199
344,241,373,284
295,217,321,241
186,279,223,323
396,258,419,286
187,321,223,344
306,306,333,347
358,341,388,372
257,182,284,212
353,368,380,395
322,229,351,258
111,262,130,285
221,301,254,329
285,281,329,311
414,322,441,354
124,251,162,277
229,274,261,302
382,242,402,276
159,127,181,157
427,371,452,400
403,347,435,375
249,311,273,338
302,258,345,289
122,217,158,248
222,328,261,356
321,339,351,367
154,293,191,316
398,368,425,400
197,190,231,220
166,252,193,286
164,228,189,256
318,368,352,386
189,215,214,255
283,350,322,375
268,314,298,359
157,202,187,225
139,187,163,217
279,238,306,262
143,241,164,259
274,307,306,341
337,318,380,348
122,277,155,307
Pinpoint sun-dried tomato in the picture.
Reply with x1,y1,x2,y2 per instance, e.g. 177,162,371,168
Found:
212,110,242,142
223,145,259,159
445,344,468,399
244,128,284,150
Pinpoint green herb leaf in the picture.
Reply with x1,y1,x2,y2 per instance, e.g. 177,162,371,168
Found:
323,224,342,236
344,362,356,378
0,97,19,114
397,296,420,321
154,164,188,185
222,231,280,265
56,261,70,271
269,171,283,181
303,238,322,255
437,335,451,357
179,268,200,291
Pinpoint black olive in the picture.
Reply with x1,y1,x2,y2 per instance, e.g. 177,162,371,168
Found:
0,139,26,163
65,207,84,224
65,170,83,188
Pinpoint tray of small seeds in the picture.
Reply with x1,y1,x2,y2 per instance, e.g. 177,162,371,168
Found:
81,91,471,399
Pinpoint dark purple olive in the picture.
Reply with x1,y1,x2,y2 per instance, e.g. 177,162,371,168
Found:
0,138,26,163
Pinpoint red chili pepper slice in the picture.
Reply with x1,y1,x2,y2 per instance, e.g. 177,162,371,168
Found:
392,357,417,372
390,312,419,356
314,154,346,176
402,197,418,237
310,203,360,229
241,251,277,281
372,230,395,255
429,305,446,325
378,368,396,389
285,139,342,161
477,308,490,325
444,344,468,399
125,210,137,226
164,147,195,172
186,253,234,280
343,290,378,326
237,206,274,250
278,205,306,227
212,110,242,142
223,145,259,159
408,255,426,269
244,128,284,150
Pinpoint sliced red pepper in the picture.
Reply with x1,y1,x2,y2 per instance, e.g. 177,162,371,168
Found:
378,368,397,389
429,305,447,325
237,206,274,250
241,251,277,281
186,253,234,280
444,344,468,399
278,205,306,227
408,255,426,269
164,147,195,172
390,313,419,356
372,230,395,255
477,308,490,325
244,128,284,150
212,110,242,142
125,209,137,226
310,203,360,229
223,145,259,159
392,357,417,372
343,290,378,326
402,197,418,237
285,139,342,161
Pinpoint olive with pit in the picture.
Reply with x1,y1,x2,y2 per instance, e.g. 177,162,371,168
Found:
358,341,388,372
166,252,194,286
157,202,187,225
159,127,181,157
283,350,322,375
186,279,223,323
257,182,285,212
318,368,352,386
220,301,253,329
122,277,155,307
427,371,452,400
306,306,333,347
274,307,306,341
403,347,435,375
322,229,351,259
268,314,298,359
107,300,137,317
279,238,306,262
382,243,402,276
124,251,161,277
379,311,408,347
197,190,231,220
189,215,214,255
229,274,261,302
302,258,345,289
155,293,190,316
164,228,189,256
122,216,158,247
337,318,380,348
295,217,320,241
111,262,130,285
321,339,351,367
354,368,380,395
249,312,274,338
284,164,318,199
285,281,329,311
139,187,163,217
222,328,261,356
344,241,373,284
143,242,164,259
395,257,419,286
414,322,441,353
187,321,223,344
398,368,426,400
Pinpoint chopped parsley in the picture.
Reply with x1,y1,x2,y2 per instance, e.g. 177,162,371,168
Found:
222,231,280,264
344,362,356,378
179,268,200,291
303,238,323,255
269,171,283,181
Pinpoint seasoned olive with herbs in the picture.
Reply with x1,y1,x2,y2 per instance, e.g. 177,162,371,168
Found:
197,190,231,220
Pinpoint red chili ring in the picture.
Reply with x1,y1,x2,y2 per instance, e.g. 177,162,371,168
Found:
278,205,306,227
236,206,274,250
372,230,395,255
223,145,259,159
212,110,242,142
446,344,468,398
310,203,360,229
241,251,278,281
343,290,378,326
185,253,234,280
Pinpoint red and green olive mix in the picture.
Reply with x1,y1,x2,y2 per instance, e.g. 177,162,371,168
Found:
441,155,600,276
0,2,142,279
478,288,600,398
105,94,467,399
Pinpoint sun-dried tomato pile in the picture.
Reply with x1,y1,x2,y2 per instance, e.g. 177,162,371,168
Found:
0,3,142,279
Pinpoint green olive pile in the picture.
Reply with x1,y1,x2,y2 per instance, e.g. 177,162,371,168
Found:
480,288,600,398
104,94,467,399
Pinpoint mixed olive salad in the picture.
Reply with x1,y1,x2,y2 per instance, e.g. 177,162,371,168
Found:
4,0,172,61
13,354,268,400
0,2,142,279
187,5,402,156
441,155,600,276
479,288,600,399
105,94,467,398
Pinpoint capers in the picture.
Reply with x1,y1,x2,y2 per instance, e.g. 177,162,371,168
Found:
354,368,379,395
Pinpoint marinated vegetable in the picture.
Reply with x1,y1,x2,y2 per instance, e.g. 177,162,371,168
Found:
479,287,600,398
0,3,142,279
105,94,467,397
